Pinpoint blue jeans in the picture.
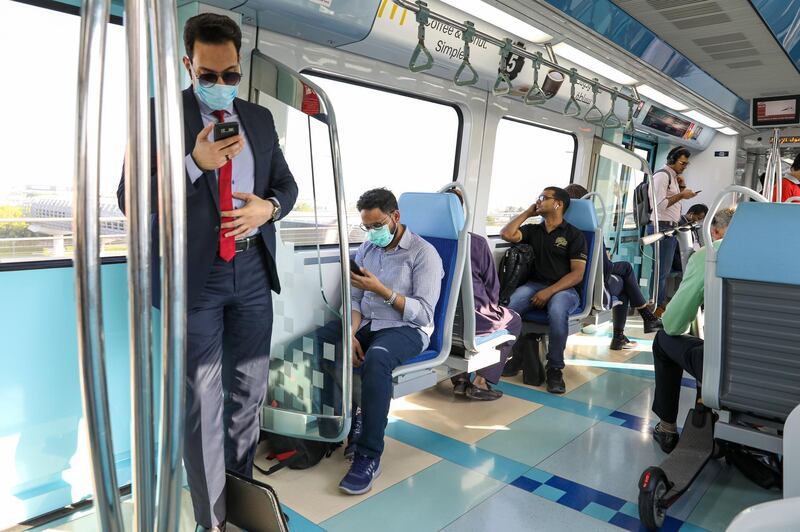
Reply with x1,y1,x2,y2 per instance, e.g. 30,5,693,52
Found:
507,281,580,369
355,324,424,458
647,223,678,307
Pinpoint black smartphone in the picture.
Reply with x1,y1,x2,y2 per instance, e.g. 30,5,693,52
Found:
349,258,364,276
214,121,239,142
694,190,702,194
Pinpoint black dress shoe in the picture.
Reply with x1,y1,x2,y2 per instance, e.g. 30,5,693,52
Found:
465,383,503,401
653,422,679,453
643,318,663,334
196,522,226,532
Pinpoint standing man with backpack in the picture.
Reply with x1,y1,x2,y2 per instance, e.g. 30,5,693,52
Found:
647,147,698,316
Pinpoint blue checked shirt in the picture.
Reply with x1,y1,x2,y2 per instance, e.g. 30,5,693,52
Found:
352,228,444,350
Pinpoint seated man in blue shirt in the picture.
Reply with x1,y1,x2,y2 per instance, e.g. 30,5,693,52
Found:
340,188,443,495
500,187,587,394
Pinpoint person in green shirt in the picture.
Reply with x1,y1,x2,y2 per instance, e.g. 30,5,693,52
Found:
651,207,736,453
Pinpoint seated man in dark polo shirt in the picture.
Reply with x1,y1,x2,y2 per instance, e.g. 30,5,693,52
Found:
500,187,587,394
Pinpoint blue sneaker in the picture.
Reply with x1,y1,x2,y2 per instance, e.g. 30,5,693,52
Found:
339,453,381,495
343,406,363,460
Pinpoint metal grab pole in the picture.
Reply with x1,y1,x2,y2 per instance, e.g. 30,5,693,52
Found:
73,0,124,528
124,0,155,527
150,0,187,528
647,170,660,308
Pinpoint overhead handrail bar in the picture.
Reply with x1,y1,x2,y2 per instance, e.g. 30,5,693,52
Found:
150,0,188,528
392,0,641,105
524,52,547,105
124,0,154,526
601,89,623,129
454,21,479,86
583,79,604,124
73,0,124,528
492,38,514,95
408,0,433,73
563,69,582,117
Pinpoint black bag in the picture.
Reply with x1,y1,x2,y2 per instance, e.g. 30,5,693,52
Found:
255,432,340,475
515,333,545,386
498,244,535,306
633,170,675,229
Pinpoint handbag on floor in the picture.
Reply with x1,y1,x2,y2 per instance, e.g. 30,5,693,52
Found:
517,334,545,386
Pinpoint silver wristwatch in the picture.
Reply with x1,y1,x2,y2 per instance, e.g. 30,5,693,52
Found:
267,197,281,223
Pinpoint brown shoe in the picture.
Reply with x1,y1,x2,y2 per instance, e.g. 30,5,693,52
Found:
654,306,666,318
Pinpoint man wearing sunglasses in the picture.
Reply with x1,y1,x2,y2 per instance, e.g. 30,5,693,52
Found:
117,13,297,532
500,187,587,394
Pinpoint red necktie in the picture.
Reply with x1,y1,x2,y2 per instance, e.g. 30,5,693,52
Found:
215,110,235,262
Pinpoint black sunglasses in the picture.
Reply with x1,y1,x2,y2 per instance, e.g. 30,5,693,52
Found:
194,69,242,87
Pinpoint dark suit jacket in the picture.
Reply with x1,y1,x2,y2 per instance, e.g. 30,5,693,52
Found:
118,88,299,309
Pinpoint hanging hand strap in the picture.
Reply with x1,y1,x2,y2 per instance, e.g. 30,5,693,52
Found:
408,1,434,73
584,79,604,124
493,38,514,95
454,21,479,86
524,52,547,105
602,88,623,128
563,68,581,117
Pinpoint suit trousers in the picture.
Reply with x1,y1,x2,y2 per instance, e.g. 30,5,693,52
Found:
652,330,704,424
184,245,273,527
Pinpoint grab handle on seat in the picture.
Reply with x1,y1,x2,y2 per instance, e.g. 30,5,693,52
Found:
408,1,433,73
524,52,547,105
454,21,479,86
492,38,514,96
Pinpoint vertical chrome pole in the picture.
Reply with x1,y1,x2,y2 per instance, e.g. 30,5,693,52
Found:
124,0,154,527
150,0,187,529
73,0,124,528
773,129,782,202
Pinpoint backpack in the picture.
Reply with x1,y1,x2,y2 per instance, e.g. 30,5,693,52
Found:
633,170,674,228
498,244,535,306
255,432,341,475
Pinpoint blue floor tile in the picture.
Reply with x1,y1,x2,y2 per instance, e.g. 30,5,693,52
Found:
321,461,504,532
582,501,617,522
384,417,530,483
281,505,324,532
494,380,615,419
476,406,597,467
533,484,566,502
565,371,654,411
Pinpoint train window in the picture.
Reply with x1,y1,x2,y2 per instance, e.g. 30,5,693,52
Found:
486,118,576,235
0,1,126,264
304,73,461,244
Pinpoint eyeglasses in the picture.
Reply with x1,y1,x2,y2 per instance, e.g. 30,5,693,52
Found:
358,216,392,232
193,68,242,87
537,194,556,202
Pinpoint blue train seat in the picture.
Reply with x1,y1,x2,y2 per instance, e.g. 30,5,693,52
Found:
390,191,467,398
703,201,800,453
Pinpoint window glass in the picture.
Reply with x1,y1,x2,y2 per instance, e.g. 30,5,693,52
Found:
0,1,126,263
486,118,575,234
304,74,461,244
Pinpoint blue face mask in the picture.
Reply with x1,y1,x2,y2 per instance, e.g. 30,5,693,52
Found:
194,81,238,111
367,222,395,248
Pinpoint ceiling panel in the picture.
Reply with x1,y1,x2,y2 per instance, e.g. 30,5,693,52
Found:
610,0,800,99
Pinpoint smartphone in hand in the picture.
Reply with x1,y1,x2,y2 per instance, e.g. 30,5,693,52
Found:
214,121,240,142
349,258,364,276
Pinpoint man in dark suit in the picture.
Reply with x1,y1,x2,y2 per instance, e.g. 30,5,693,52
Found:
117,13,297,531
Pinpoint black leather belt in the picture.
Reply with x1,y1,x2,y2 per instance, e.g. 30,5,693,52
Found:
235,233,263,253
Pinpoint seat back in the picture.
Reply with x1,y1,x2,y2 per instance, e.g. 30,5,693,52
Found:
704,202,800,421
563,199,600,320
393,192,466,372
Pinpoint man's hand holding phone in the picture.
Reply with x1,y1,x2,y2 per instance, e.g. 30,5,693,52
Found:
192,121,245,171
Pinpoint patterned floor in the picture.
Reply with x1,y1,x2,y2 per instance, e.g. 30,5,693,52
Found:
33,320,781,531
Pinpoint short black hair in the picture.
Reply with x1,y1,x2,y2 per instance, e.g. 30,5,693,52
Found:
184,13,242,60
356,188,398,214
793,153,800,171
564,183,588,200
687,203,709,216
545,186,571,211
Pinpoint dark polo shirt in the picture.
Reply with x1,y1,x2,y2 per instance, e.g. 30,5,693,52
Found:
520,220,588,287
